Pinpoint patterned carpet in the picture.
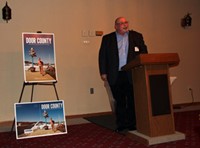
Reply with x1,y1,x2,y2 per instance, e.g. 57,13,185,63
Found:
0,110,200,148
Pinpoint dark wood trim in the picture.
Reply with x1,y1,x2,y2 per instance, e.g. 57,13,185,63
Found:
66,111,112,119
0,111,113,126
173,102,200,109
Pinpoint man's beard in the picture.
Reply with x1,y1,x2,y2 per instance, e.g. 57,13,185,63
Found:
122,27,128,33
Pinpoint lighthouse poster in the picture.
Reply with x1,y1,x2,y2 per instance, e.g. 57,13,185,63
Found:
22,32,57,83
14,100,67,139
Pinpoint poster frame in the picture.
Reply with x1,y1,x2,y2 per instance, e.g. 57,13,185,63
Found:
22,32,58,83
14,100,67,139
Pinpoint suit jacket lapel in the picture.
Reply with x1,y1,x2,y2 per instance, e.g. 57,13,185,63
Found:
127,31,136,63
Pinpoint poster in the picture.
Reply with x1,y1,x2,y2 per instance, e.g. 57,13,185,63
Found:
22,32,57,83
14,100,67,139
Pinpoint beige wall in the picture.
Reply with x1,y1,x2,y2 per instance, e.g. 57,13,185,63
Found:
0,0,200,122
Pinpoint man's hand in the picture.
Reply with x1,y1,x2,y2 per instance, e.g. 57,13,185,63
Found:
101,74,107,81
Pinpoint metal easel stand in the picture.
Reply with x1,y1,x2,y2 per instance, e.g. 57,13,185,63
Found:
11,81,59,132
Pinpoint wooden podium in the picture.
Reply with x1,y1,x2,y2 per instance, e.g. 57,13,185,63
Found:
122,53,185,145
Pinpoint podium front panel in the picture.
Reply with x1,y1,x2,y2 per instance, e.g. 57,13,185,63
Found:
149,74,171,116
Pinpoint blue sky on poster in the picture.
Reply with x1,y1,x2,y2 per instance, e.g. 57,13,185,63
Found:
15,101,65,123
23,33,55,65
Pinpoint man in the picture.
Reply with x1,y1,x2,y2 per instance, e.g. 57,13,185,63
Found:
98,17,148,132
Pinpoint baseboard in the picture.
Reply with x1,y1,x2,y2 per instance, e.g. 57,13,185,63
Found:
0,111,112,127
67,111,112,119
173,102,200,109
1,103,199,127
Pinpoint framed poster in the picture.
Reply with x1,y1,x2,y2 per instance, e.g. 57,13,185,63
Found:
14,100,67,139
22,32,57,83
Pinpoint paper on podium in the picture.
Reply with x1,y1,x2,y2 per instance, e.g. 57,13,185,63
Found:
170,76,177,85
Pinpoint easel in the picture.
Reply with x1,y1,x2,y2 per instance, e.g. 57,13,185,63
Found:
11,81,59,132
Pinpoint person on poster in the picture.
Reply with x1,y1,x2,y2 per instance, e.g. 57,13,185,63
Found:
50,117,56,132
38,57,45,76
98,17,148,132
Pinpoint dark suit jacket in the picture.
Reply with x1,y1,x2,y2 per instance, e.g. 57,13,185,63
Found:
98,30,148,85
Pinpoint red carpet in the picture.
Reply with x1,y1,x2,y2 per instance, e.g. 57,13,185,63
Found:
0,110,200,148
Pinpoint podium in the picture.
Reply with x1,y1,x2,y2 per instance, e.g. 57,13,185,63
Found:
122,53,185,145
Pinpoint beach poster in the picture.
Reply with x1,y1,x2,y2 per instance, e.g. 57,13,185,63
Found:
22,32,57,83
14,100,67,139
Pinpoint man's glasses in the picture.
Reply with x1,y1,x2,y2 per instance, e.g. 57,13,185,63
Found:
116,21,128,25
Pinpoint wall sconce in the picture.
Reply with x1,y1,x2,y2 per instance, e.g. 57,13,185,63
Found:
2,2,12,23
181,13,192,28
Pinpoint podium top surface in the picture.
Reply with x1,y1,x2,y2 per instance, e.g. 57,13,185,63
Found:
122,53,180,70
